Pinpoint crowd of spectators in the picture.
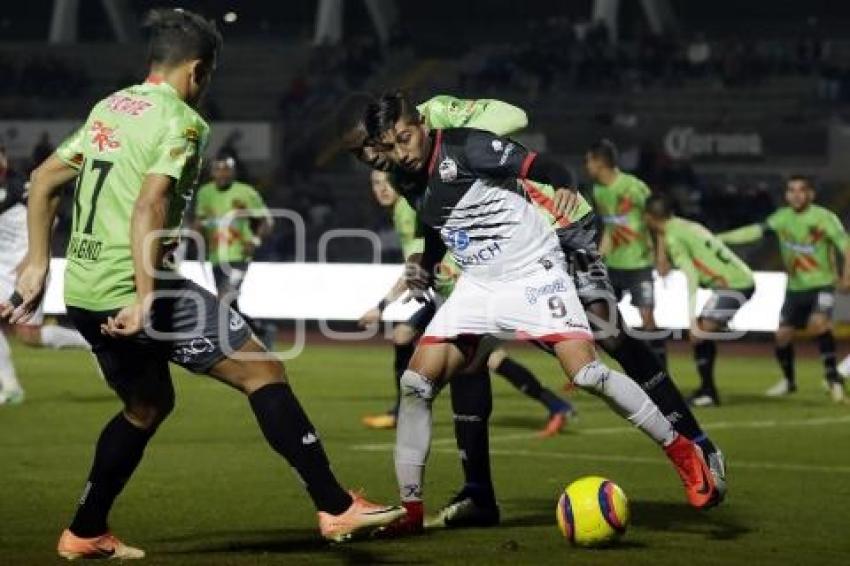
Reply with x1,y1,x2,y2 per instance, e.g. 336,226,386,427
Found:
458,17,845,98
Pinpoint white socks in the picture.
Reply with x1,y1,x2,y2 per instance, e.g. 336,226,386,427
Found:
395,370,439,502
40,325,91,350
0,332,22,393
573,360,677,446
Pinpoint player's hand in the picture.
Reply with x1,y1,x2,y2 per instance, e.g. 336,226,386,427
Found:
359,307,382,328
404,262,431,291
553,189,580,221
101,301,148,338
1,261,48,324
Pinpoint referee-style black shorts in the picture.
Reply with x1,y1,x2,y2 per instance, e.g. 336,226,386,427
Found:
68,278,253,390
779,286,835,329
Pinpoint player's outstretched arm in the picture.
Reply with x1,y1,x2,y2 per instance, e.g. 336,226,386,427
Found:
102,174,173,337
1,155,78,323
717,223,765,245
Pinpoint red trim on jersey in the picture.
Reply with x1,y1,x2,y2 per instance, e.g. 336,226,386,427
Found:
145,74,165,85
427,129,444,177
515,330,594,344
420,335,449,345
519,151,538,179
692,258,729,287
522,179,572,228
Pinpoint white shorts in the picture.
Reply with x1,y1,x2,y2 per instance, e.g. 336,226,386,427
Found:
0,205,43,325
421,266,593,346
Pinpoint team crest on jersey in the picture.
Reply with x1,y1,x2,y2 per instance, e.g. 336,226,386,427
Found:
89,121,120,152
445,228,470,251
439,157,458,182
491,140,503,152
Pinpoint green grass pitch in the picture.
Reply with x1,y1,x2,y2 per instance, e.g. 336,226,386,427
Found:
2,342,850,565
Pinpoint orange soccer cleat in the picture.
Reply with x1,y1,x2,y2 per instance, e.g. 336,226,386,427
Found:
57,529,145,560
318,491,406,542
664,435,720,509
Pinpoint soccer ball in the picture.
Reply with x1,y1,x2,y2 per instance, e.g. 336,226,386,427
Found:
556,476,629,547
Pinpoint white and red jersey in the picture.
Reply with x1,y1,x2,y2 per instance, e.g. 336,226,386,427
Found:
417,128,564,282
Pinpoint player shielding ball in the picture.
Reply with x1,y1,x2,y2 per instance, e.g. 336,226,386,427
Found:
646,196,755,407
1,9,403,559
719,176,850,402
362,93,720,535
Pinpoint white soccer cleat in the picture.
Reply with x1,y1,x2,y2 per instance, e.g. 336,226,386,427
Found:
0,388,24,406
829,382,847,404
838,355,850,379
765,379,796,397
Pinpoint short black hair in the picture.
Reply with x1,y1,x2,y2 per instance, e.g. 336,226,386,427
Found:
645,194,674,219
587,139,618,168
364,91,421,140
143,8,222,68
335,92,377,140
787,174,815,191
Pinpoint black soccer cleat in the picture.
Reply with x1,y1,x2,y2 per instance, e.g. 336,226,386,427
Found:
425,491,500,529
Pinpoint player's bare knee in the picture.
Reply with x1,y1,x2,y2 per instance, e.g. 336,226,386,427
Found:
775,326,793,346
12,325,41,347
809,315,831,335
393,324,416,346
486,348,507,371
555,339,598,379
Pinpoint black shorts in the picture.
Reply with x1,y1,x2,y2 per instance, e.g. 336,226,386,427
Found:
779,286,835,329
555,214,617,308
700,286,755,326
68,279,253,389
608,267,655,308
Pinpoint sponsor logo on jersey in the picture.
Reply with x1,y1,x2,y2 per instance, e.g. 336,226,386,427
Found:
445,228,470,251
524,278,569,304
68,233,103,261
89,121,121,153
105,94,153,117
781,240,816,254
491,140,503,152
455,241,503,266
439,157,458,182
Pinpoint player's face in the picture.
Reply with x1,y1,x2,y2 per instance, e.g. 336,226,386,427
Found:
380,117,429,172
371,171,398,207
584,152,603,182
342,126,391,171
785,180,813,211
212,161,235,188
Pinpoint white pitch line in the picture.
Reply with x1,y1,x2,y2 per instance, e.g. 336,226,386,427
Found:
350,414,850,452
431,448,850,475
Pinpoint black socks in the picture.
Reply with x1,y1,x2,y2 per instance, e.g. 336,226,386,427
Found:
249,383,352,515
775,344,795,386
495,358,566,414
817,332,840,384
70,413,156,538
694,341,718,395
449,369,496,506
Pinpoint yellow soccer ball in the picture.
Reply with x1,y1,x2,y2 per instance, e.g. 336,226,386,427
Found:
556,476,629,547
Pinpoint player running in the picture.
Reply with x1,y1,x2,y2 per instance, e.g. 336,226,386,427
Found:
363,93,720,534
0,10,403,559
358,170,574,435
1,146,90,406
645,196,756,407
587,139,667,368
719,175,850,402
